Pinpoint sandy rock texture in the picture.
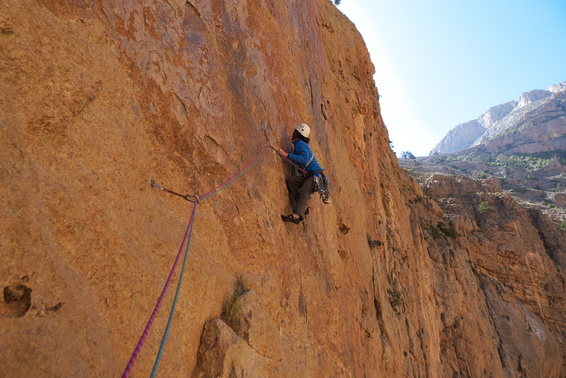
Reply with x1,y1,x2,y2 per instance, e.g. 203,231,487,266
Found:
422,174,566,377
1,0,564,377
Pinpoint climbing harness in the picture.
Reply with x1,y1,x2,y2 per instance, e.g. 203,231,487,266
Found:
298,154,314,177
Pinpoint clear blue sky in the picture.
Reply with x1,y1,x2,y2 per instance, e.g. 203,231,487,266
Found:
337,0,566,156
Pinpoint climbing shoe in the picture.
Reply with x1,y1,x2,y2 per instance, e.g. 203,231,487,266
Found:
281,214,303,224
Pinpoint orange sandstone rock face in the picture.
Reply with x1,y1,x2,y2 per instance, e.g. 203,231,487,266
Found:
1,1,564,377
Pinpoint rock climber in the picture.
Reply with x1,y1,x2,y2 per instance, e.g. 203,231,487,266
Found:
277,123,324,224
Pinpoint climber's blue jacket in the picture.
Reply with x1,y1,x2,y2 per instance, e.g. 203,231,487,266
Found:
288,139,324,176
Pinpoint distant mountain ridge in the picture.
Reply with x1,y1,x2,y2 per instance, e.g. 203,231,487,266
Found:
430,82,566,155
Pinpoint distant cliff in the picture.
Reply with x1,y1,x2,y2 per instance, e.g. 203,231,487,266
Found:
430,83,566,155
1,1,565,377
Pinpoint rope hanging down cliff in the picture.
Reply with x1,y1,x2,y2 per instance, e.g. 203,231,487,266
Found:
122,139,272,377
122,124,330,377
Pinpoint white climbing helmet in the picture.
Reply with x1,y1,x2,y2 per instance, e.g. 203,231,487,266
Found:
294,123,311,138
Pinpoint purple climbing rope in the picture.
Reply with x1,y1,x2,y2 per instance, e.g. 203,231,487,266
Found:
123,143,272,376
199,145,271,200
122,214,194,377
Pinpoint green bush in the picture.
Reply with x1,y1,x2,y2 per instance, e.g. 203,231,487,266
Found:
513,186,528,193
542,201,556,208
478,202,492,214
437,222,457,238
430,225,442,239
367,235,383,249
428,222,457,238
221,275,248,332
387,288,403,315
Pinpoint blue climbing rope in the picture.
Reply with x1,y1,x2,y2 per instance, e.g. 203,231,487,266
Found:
150,201,198,377
124,144,273,377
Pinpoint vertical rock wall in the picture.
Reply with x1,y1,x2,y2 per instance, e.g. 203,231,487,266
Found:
1,0,564,376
